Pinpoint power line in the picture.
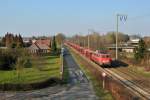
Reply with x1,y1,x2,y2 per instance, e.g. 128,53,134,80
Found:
127,13,150,21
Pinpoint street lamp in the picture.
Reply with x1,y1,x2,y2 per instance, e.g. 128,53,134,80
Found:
116,14,127,60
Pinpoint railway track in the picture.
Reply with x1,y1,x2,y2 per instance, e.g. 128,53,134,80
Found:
67,45,150,99
104,68,150,99
108,67,150,94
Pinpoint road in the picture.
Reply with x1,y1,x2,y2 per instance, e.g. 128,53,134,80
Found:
0,48,97,100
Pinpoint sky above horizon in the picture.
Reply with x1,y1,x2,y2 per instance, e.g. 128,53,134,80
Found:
0,0,150,37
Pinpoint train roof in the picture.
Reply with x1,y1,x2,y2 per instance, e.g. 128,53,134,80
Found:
84,48,93,52
94,51,110,55
95,50,108,54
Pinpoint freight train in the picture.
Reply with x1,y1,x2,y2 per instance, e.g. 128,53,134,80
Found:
65,42,112,67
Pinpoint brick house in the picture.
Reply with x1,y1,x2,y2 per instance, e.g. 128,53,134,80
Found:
28,39,51,54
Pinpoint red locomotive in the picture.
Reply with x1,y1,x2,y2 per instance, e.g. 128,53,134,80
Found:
66,42,112,67
91,50,112,66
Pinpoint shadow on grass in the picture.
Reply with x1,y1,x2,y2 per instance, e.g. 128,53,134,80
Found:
109,60,128,68
40,56,59,60
31,55,59,62
39,67,59,71
0,77,61,91
34,62,58,66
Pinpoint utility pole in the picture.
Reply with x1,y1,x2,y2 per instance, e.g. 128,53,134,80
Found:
88,29,90,49
88,29,94,49
78,36,80,45
116,14,119,60
84,39,86,47
116,14,127,60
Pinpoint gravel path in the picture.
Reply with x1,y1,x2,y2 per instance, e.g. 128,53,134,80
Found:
0,48,97,100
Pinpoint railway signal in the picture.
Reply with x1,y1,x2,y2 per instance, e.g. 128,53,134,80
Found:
102,72,106,89
116,14,127,60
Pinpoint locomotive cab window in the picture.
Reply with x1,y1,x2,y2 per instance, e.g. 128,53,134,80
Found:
106,55,110,58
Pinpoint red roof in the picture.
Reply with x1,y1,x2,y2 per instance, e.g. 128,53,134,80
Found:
35,39,51,46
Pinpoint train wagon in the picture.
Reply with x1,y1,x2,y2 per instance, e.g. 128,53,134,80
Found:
65,42,112,67
84,49,93,59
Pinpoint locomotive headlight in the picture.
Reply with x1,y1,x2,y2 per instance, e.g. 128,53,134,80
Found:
103,60,108,63
103,60,106,63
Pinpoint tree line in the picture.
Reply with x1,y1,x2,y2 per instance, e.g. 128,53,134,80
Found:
69,31,129,50
68,31,150,69
0,33,30,70
0,32,66,70
1,32,24,48
51,33,66,54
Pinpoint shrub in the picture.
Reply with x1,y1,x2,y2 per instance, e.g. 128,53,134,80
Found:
51,36,57,53
0,49,32,70
134,39,146,61
0,49,16,70
24,59,32,68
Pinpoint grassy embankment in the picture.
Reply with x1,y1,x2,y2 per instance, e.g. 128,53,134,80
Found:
0,55,61,84
62,58,69,84
120,52,150,78
68,47,114,100
128,66,150,78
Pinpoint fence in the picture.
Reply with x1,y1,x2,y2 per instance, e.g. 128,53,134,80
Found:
60,49,64,80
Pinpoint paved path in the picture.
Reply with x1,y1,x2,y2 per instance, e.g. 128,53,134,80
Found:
0,48,97,100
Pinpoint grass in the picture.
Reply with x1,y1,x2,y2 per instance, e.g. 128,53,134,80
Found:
128,65,150,78
68,47,114,100
0,55,61,84
62,59,69,84
119,52,150,78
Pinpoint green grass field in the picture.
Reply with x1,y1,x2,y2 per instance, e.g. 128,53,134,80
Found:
0,55,61,84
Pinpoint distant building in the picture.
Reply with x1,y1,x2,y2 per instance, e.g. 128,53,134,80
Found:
130,38,140,43
28,43,39,53
108,46,135,53
107,36,141,53
0,47,7,49
128,36,140,47
122,47,135,53
35,39,51,46
28,43,50,54
28,39,51,54
23,37,31,43
32,39,37,44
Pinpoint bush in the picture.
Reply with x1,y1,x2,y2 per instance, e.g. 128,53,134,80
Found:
0,49,31,70
24,59,32,68
0,49,16,70
134,39,146,61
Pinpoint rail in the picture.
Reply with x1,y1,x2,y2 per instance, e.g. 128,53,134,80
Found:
105,69,150,99
66,44,150,100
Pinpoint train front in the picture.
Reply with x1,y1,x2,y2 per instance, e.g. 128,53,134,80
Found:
100,54,112,66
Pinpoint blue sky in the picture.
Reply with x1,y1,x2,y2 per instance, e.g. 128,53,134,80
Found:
0,0,150,37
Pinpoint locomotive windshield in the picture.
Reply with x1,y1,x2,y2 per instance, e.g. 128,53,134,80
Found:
101,54,110,58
